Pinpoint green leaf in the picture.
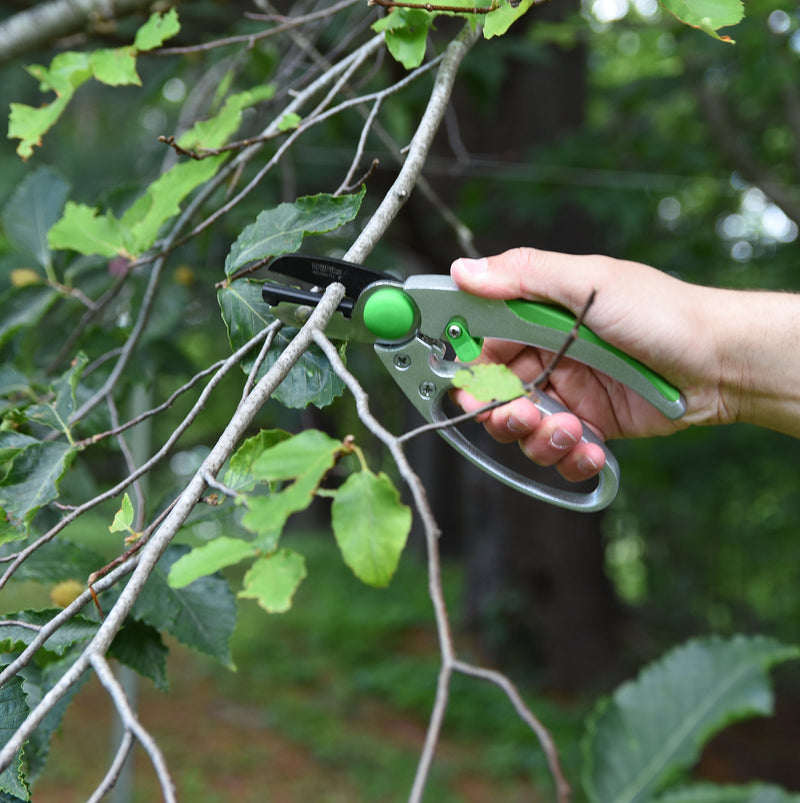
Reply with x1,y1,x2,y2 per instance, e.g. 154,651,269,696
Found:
217,279,345,409
0,285,59,348
1,167,70,273
582,635,800,803
119,156,225,255
238,549,307,613
109,493,134,534
178,86,275,151
0,367,30,399
108,619,169,691
47,156,224,259
47,201,128,258
17,652,88,784
658,0,743,42
0,518,26,549
655,784,800,803
451,363,525,403
0,441,75,525
483,0,536,38
331,470,411,587
8,52,92,160
224,430,292,492
0,611,97,656
0,676,29,801
25,353,87,439
133,8,181,51
5,539,104,585
249,429,344,482
89,48,139,86
132,545,237,668
7,10,179,160
241,430,344,548
277,112,302,132
224,189,365,276
167,537,258,589
372,10,433,69
0,433,38,465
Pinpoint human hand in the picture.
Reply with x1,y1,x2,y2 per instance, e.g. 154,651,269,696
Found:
450,248,730,481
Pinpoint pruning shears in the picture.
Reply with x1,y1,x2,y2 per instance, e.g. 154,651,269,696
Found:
261,254,687,512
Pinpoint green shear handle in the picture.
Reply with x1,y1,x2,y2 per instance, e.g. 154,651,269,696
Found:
364,275,686,512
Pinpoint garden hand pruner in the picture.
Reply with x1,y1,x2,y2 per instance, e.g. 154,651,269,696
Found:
261,254,686,512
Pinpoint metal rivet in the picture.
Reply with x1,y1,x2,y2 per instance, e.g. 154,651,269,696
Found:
418,381,436,399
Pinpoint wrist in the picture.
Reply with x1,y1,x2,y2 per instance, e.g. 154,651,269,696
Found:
710,289,800,436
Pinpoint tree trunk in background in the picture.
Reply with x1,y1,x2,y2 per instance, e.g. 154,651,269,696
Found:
401,1,624,690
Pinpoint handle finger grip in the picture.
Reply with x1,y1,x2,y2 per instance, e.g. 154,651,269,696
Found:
375,337,620,512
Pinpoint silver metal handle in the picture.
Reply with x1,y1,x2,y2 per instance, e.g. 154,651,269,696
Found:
375,337,621,512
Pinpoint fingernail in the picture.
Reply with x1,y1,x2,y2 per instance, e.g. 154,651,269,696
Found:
550,428,578,449
577,455,601,475
507,415,527,435
456,257,488,274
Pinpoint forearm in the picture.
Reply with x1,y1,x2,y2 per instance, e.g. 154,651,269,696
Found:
709,288,800,437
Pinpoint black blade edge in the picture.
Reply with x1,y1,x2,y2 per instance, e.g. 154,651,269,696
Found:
267,254,388,299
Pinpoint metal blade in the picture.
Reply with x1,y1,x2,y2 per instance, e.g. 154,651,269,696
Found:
261,283,354,316
267,254,390,299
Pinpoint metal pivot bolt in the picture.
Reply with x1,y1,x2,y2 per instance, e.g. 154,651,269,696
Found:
419,381,436,399
393,353,411,370
447,323,462,339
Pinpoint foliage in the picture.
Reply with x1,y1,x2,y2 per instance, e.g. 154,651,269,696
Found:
582,635,800,803
8,10,181,159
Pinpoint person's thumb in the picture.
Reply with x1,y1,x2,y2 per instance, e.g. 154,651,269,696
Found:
450,247,599,313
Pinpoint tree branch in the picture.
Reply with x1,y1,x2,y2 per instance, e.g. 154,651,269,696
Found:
346,22,481,262
0,0,154,65
311,329,569,802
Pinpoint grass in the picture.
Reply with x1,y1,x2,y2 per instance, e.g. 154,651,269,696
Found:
22,528,589,801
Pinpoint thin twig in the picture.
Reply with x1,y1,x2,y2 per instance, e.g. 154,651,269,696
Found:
91,654,177,802
242,321,280,399
523,288,596,393
0,326,275,585
345,23,480,262
151,0,363,56
312,329,568,803
453,660,571,802
77,359,229,447
335,97,384,195
87,731,135,803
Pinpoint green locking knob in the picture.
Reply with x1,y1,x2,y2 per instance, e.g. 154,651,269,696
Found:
362,287,417,341
445,316,483,362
